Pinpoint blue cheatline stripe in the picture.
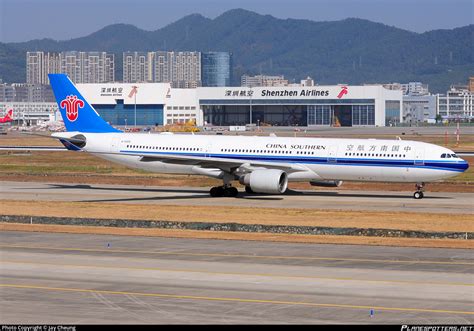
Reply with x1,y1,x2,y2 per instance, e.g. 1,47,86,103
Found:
119,150,468,173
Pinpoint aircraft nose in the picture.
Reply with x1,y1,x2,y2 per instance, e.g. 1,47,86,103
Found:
460,159,469,172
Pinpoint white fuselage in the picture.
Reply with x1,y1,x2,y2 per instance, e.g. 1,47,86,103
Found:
59,132,469,183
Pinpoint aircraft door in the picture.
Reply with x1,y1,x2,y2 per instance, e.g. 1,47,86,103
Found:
327,146,338,164
205,141,212,158
110,137,121,153
414,148,425,166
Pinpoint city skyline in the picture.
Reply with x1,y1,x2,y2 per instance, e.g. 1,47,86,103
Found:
0,0,472,42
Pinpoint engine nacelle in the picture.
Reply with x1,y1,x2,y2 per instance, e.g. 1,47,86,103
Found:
309,180,343,187
239,169,288,194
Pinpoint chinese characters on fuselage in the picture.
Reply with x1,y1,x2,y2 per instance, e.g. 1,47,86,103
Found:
345,144,411,153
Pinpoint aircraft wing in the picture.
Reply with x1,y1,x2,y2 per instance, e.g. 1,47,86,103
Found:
118,151,308,174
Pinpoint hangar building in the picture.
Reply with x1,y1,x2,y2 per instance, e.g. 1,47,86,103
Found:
75,84,402,127
198,85,402,127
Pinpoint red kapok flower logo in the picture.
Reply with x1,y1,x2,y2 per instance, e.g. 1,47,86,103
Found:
60,95,84,122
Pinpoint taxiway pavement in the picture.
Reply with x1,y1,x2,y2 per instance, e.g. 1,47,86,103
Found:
1,180,472,214
0,231,473,324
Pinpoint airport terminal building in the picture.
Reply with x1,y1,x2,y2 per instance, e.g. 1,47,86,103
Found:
74,84,402,128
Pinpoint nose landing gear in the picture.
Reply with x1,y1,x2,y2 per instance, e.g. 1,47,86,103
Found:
413,182,425,199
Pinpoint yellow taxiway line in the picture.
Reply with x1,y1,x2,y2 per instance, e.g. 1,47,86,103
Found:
1,283,473,315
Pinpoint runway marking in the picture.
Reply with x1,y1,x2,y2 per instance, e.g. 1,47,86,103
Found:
0,244,473,266
1,283,473,316
2,259,473,287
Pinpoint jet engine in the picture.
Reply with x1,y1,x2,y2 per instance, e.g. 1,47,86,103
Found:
239,169,288,194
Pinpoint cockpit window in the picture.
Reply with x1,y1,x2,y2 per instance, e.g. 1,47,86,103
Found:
451,154,458,158
446,154,451,158
441,153,446,158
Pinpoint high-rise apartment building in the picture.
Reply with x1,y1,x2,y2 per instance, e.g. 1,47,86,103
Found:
26,51,115,84
201,52,232,87
123,51,204,88
154,51,201,88
123,52,153,83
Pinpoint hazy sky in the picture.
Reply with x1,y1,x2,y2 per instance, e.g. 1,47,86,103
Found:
0,0,472,42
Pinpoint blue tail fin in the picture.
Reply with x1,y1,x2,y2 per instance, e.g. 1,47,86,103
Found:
49,74,121,133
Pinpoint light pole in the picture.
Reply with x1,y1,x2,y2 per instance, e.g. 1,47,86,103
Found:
129,85,138,127
134,86,137,127
249,86,253,125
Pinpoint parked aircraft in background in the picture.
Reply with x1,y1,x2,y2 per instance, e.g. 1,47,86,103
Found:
37,119,65,132
0,109,13,123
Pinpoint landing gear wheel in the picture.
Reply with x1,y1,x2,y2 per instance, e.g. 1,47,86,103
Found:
210,186,238,197
413,182,425,199
245,185,254,194
225,187,238,197
210,186,224,197
413,191,424,199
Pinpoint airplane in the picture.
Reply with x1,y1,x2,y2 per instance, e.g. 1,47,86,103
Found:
47,73,469,199
37,118,65,132
0,109,13,123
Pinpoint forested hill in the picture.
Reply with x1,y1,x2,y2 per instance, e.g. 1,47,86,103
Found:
1,9,472,92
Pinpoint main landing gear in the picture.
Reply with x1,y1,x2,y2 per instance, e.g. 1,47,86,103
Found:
209,172,239,197
413,182,425,199
209,185,238,197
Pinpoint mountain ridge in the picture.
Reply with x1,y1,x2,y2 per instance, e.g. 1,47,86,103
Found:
1,9,472,92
